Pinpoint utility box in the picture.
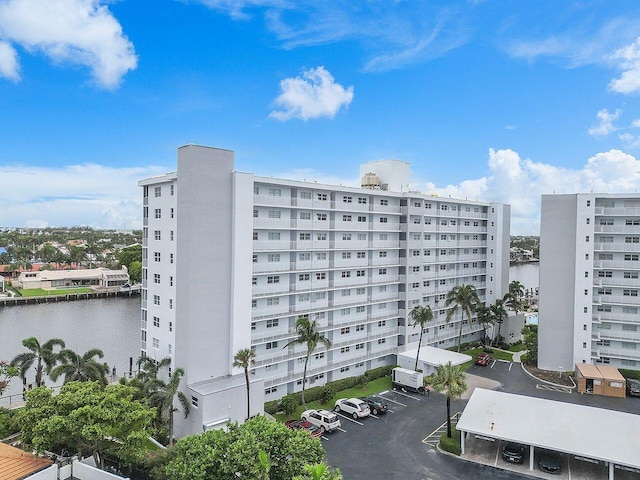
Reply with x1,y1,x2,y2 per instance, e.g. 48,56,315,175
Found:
392,367,425,393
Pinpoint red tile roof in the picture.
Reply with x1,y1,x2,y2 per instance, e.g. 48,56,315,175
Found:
0,443,53,480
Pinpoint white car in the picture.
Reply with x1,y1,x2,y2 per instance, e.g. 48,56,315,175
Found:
334,398,371,419
301,409,341,433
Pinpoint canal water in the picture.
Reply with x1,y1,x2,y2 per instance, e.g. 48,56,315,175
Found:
509,262,539,294
0,296,140,404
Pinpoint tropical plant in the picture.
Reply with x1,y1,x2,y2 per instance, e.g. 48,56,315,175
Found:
145,366,190,446
432,361,467,438
233,348,257,420
490,301,507,347
284,317,331,409
294,463,343,480
11,337,66,388
445,284,480,352
409,304,434,370
49,348,109,386
0,360,18,396
475,305,493,348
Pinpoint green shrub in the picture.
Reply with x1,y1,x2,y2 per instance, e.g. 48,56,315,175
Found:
327,377,358,393
439,429,461,455
280,395,299,415
0,408,20,439
620,369,640,381
320,385,335,405
365,365,394,380
264,400,279,415
357,373,369,388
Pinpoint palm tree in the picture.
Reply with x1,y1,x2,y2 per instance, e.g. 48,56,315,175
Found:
490,301,508,347
476,305,493,348
145,367,190,446
284,317,331,409
233,348,257,420
11,337,65,387
508,280,525,299
432,361,467,438
136,356,171,383
445,284,480,352
49,348,110,386
409,305,434,371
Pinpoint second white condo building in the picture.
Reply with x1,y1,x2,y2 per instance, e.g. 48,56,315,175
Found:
139,145,510,437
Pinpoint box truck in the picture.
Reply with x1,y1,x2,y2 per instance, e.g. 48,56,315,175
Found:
392,367,425,394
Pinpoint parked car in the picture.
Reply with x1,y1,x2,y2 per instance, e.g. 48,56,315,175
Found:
284,419,323,439
301,409,341,433
538,450,562,474
334,398,371,419
475,353,492,366
502,442,525,463
359,395,388,415
626,378,640,397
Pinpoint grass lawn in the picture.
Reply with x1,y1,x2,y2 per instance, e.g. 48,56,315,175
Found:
508,343,527,352
462,347,513,363
19,287,94,297
274,376,393,423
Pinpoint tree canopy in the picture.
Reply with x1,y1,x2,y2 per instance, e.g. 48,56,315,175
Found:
19,381,155,469
163,415,324,480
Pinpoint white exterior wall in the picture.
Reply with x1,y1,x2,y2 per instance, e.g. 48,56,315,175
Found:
359,159,410,192
141,145,511,438
539,193,640,372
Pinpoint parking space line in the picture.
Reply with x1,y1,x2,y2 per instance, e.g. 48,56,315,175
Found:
378,394,407,407
508,362,513,371
490,359,497,368
392,390,422,401
337,427,347,433
321,435,329,441
334,412,364,425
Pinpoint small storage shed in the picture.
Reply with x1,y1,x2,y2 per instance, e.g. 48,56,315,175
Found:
596,365,626,398
575,363,604,395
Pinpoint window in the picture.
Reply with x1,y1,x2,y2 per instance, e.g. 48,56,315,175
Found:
268,210,281,219
341,327,351,334
378,320,386,327
267,275,280,284
622,324,638,331
299,273,310,281
356,270,365,277
253,254,258,263
343,196,352,203
342,233,352,241
299,233,311,240
316,272,326,280
597,288,612,295
379,217,388,223
154,230,161,241
626,237,640,243
299,253,311,260
342,289,351,297
356,306,365,313
380,199,388,205
170,208,174,218
600,236,614,243
598,271,613,278
169,321,173,332
358,216,367,222
300,212,311,220
154,273,160,284
154,186,161,197
268,188,281,196
342,252,351,259
625,254,639,261
153,316,160,327
316,252,327,260
341,308,351,315
377,338,386,345
379,285,386,292
154,295,160,305
356,287,365,295
379,233,387,240
317,193,327,201
169,299,173,309
317,233,327,241
170,230,174,241
266,341,278,349
268,253,280,262
253,232,259,241
623,289,638,296
623,306,638,314
379,268,387,275
170,184,174,195
265,386,278,394
266,297,279,306
343,215,352,221
358,197,367,204
252,299,257,308
314,352,325,360
152,337,159,349
356,324,365,332
154,208,161,219
317,213,327,221
357,233,366,240
266,319,279,328
357,251,366,258
626,219,640,226
300,191,312,199
341,271,351,278
268,232,281,240
340,347,350,353
170,253,174,264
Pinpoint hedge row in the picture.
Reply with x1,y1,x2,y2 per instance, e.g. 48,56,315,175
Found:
620,368,640,381
264,364,395,415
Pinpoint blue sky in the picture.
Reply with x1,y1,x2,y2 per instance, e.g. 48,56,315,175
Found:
1,0,640,234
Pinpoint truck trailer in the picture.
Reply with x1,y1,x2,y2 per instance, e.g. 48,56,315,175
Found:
392,367,425,394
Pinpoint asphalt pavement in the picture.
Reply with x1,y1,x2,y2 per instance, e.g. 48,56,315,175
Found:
322,359,640,479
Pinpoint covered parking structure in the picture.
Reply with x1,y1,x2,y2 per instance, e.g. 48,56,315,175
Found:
456,388,640,479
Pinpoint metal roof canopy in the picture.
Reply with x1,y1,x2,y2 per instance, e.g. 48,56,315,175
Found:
399,345,472,367
456,388,640,470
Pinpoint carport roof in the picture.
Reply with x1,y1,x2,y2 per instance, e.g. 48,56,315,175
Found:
399,346,471,367
456,388,640,469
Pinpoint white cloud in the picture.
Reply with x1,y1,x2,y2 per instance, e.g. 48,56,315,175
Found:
0,163,167,229
0,0,137,88
588,108,622,137
0,40,19,81
269,66,354,121
609,36,640,94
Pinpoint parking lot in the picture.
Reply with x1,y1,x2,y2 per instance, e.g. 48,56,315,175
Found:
322,359,640,480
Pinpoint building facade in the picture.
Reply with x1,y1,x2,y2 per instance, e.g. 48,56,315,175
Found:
539,193,640,372
139,145,510,437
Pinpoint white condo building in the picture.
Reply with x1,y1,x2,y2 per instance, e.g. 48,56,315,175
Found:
539,193,640,372
139,145,510,438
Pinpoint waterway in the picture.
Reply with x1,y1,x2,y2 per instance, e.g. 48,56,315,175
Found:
509,262,539,293
0,296,140,404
